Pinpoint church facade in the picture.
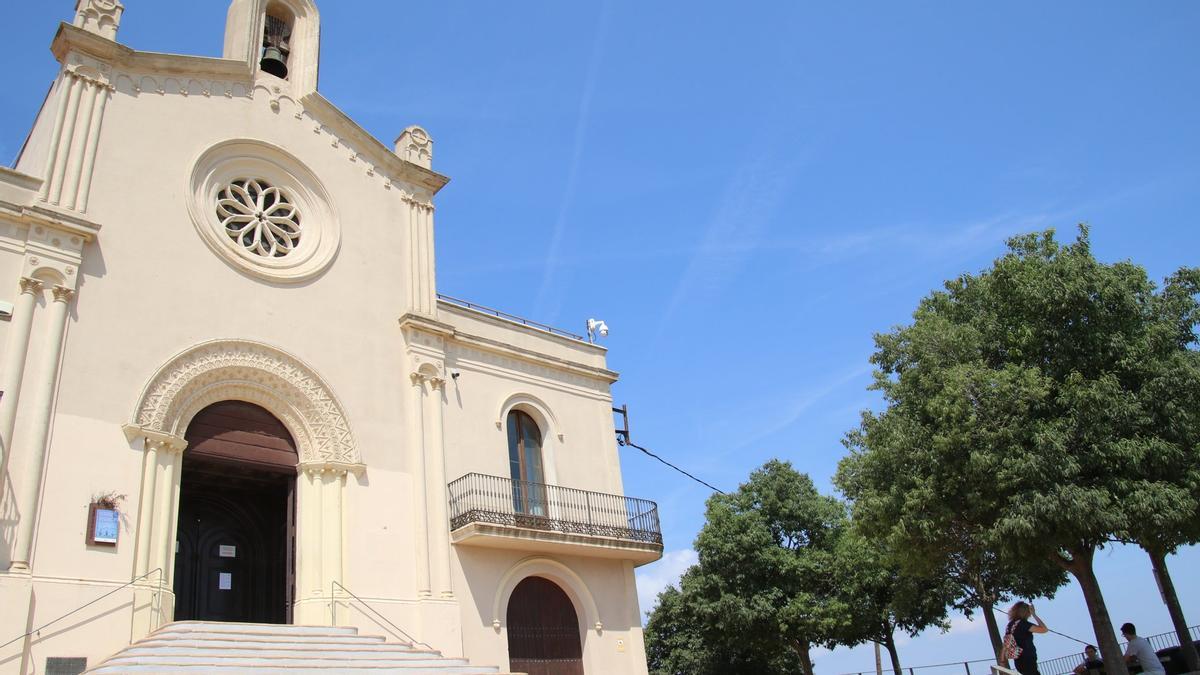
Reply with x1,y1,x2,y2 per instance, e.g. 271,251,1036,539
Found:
0,1,660,672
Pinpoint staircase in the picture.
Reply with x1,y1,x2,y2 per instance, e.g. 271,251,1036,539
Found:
86,621,508,673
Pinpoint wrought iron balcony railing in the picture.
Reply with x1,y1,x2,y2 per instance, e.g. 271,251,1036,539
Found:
448,473,663,546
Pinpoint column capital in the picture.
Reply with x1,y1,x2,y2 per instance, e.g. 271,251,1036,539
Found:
50,286,76,303
18,277,44,295
299,461,365,479
121,424,187,454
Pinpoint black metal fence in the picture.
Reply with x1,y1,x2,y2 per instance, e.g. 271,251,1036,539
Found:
448,473,663,545
1038,625,1200,675
840,625,1200,675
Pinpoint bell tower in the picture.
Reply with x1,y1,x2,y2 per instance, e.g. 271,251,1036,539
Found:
224,0,320,95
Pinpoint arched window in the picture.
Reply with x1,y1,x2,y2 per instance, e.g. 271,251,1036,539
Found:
507,410,547,516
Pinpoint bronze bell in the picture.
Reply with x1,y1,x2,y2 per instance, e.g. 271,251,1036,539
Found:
260,46,288,79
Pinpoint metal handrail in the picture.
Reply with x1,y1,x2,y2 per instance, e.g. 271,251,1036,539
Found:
1037,624,1200,675
0,568,164,652
447,472,663,545
436,294,587,341
329,581,434,653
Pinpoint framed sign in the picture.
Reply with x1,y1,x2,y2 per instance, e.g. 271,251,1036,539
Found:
87,503,119,546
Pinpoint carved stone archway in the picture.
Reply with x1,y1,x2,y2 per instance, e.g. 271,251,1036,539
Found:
128,338,359,468
124,339,362,636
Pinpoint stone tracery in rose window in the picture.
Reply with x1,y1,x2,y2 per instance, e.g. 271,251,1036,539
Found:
216,178,302,258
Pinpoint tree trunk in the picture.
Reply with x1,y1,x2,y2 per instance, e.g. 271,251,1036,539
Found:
1147,548,1200,673
980,600,1006,666
1056,547,1129,675
796,640,815,675
884,629,903,675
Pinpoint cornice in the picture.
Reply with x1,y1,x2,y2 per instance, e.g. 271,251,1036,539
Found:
300,93,451,195
0,199,102,241
52,23,250,80
450,331,620,385
0,167,44,193
398,312,456,338
49,23,449,197
402,309,617,384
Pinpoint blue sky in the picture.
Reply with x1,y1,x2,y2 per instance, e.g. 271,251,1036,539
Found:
3,2,1198,673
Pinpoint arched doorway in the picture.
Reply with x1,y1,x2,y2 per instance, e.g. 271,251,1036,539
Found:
174,401,297,623
507,576,584,675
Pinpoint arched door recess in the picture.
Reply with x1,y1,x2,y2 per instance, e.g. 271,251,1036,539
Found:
507,576,584,675
124,339,363,635
174,401,296,624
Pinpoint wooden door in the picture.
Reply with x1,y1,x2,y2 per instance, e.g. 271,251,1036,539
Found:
507,577,584,675
174,401,297,624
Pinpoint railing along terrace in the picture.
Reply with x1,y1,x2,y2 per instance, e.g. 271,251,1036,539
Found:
437,294,587,342
448,473,663,545
1037,625,1200,675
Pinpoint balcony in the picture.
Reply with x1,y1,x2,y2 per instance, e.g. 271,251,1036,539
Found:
448,473,663,564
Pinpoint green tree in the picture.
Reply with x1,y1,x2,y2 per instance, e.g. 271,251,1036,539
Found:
645,577,802,675
832,529,954,675
838,386,1067,664
644,460,850,675
832,227,1199,675
1110,281,1200,673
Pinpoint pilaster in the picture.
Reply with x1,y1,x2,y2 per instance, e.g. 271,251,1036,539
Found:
39,59,114,213
294,461,361,625
0,278,44,462
123,430,187,640
10,286,76,571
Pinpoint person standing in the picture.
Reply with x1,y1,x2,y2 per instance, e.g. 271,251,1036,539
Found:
1121,623,1166,675
1006,601,1050,675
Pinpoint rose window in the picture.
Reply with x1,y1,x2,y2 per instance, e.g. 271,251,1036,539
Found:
215,178,302,258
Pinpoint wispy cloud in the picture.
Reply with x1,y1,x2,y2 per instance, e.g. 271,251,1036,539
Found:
652,155,800,343
724,361,875,455
532,0,612,323
634,548,698,617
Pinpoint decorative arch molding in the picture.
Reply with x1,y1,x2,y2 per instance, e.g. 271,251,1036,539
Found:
492,557,601,634
496,392,563,443
126,338,360,468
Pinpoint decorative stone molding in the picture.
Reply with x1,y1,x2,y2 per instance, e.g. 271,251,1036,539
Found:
188,139,339,282
50,286,76,303
491,557,601,635
74,0,124,40
395,126,433,170
17,277,44,295
299,460,365,478
129,339,360,467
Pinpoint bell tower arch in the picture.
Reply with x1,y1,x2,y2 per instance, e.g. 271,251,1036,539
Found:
224,0,321,95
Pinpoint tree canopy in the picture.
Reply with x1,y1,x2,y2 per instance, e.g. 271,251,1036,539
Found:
834,226,1200,675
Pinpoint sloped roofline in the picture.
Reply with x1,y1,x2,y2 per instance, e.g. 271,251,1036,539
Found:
50,22,450,195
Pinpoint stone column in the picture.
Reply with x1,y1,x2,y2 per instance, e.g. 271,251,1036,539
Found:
0,278,43,462
295,462,357,625
123,429,186,640
426,377,453,599
11,286,74,571
409,373,432,598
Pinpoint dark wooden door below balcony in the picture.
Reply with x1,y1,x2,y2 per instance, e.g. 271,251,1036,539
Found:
507,576,585,675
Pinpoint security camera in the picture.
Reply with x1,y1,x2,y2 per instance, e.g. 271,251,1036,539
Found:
586,318,610,342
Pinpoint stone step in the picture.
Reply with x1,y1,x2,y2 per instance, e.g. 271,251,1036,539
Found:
122,645,448,660
154,621,362,637
89,666,502,674
135,636,411,651
94,654,485,668
86,621,503,674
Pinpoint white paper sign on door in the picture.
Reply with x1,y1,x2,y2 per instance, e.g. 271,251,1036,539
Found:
219,545,237,558
218,572,232,590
